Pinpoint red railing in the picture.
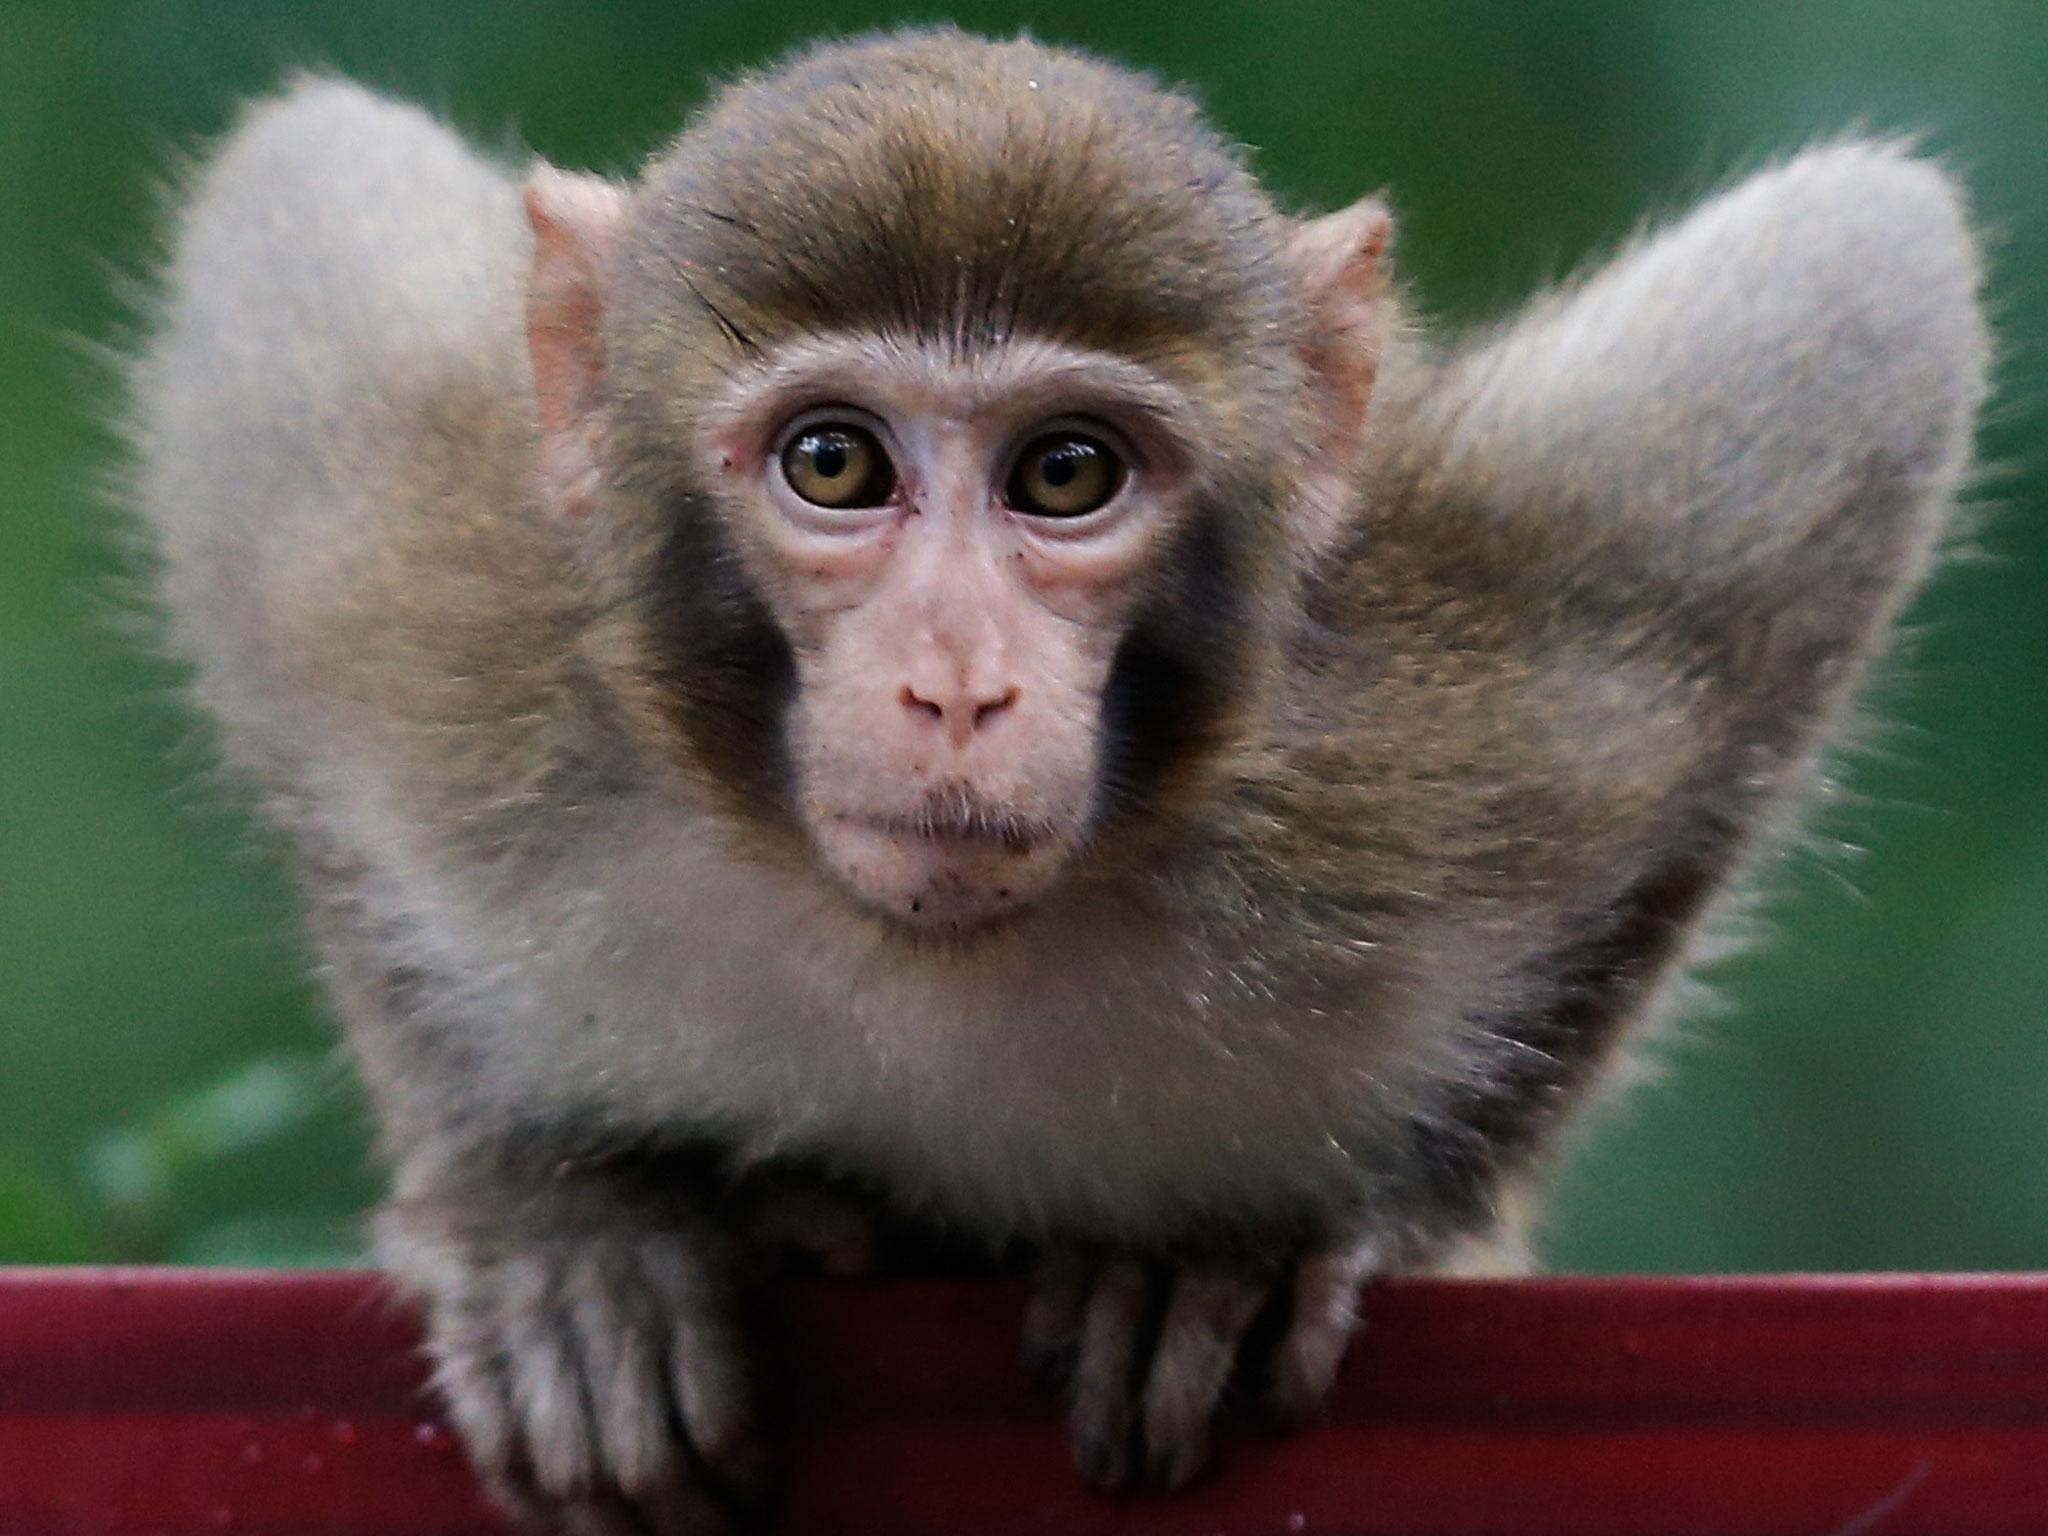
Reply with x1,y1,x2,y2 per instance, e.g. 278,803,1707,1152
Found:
5,1269,2048,1533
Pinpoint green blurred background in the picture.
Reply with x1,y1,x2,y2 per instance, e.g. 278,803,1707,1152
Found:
2,0,2044,1271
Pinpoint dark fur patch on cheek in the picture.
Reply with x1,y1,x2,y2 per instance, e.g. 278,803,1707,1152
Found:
1096,505,1250,827
647,496,799,824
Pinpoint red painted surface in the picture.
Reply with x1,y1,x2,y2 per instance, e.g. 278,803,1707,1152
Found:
4,1268,2048,1534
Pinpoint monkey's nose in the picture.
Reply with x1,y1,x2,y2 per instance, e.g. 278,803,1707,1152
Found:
899,681,1020,748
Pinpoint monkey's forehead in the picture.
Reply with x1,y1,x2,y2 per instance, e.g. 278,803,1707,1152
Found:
614,29,1303,378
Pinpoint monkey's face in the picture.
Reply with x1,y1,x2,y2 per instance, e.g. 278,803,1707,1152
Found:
693,332,1224,930
538,32,1386,932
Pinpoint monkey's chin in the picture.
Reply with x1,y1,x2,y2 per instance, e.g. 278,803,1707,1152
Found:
811,816,1072,933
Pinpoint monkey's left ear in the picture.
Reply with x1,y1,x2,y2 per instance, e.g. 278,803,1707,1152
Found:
523,164,630,517
1286,197,1393,559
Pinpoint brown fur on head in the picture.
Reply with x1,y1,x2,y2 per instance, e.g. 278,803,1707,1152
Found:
525,28,1390,930
621,30,1299,407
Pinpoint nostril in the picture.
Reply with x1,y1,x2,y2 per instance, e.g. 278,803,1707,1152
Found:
899,684,945,722
973,687,1020,730
900,682,1018,739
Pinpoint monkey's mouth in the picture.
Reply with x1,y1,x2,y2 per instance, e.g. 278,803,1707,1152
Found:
842,804,1052,855
811,794,1076,929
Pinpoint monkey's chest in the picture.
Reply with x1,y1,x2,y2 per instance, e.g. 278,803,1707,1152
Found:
465,830,1423,1244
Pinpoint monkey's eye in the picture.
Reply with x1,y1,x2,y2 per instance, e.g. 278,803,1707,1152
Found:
1005,433,1125,519
781,424,896,509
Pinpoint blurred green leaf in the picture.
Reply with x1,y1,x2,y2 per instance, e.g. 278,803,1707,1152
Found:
83,1054,325,1213
157,1055,325,1161
76,1055,331,1259
80,1128,168,1211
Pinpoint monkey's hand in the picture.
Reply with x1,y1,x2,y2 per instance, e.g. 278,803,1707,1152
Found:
378,1181,764,1535
1023,1242,1376,1490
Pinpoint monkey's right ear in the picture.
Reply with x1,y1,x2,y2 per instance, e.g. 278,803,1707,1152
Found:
1286,197,1393,561
523,165,630,516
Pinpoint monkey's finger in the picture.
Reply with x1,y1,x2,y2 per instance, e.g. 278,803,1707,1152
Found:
418,1269,524,1487
1139,1269,1268,1489
495,1248,607,1498
381,1213,533,1491
1260,1244,1375,1426
641,1236,769,1511
1021,1254,1091,1389
1067,1260,1154,1490
562,1242,690,1497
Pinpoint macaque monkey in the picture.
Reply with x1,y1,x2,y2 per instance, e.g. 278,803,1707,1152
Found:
130,26,1988,1532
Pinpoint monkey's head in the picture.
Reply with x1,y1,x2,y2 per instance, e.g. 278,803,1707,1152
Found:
524,30,1389,932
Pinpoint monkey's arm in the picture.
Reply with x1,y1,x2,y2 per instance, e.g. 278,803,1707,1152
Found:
1433,141,1987,732
1036,149,1991,1490
135,82,765,1530
1493,143,1987,903
1364,143,1988,1241
132,78,539,790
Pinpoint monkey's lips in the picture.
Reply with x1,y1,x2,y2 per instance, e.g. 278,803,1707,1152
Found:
812,804,1075,929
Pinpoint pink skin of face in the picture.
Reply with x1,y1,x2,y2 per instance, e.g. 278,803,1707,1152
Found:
698,333,1204,931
